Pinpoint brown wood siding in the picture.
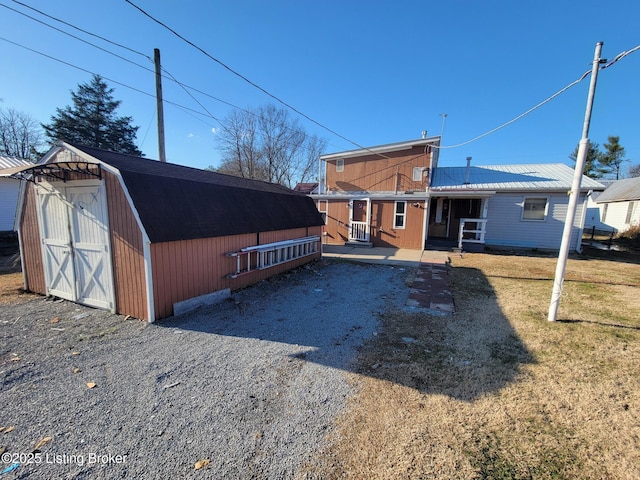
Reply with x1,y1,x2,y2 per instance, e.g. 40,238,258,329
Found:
19,182,46,294
322,199,425,249
321,199,351,244
370,200,425,249
325,146,432,194
104,172,147,320
150,227,322,320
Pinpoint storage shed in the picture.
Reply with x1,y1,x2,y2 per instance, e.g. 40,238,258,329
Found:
3,142,324,321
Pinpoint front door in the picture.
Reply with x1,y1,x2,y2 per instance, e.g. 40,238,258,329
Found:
349,199,370,242
37,182,115,311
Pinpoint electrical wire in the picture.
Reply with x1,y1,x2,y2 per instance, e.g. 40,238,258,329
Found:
437,44,640,150
124,0,394,159
10,0,149,60
8,0,640,159
0,36,220,123
3,0,345,152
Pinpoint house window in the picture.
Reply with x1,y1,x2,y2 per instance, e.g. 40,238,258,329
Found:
522,197,547,221
317,200,328,224
625,201,635,224
336,158,344,172
394,201,406,229
413,167,423,182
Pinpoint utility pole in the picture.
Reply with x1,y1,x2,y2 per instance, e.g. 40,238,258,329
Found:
548,41,604,322
154,48,166,162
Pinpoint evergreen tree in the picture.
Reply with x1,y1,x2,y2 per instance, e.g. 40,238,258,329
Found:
569,142,605,178
600,136,629,180
43,75,142,156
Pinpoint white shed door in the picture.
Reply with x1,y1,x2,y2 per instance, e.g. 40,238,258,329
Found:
37,183,114,311
38,189,75,300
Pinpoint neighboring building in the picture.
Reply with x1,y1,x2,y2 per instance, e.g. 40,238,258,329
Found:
430,162,605,251
2,142,324,321
589,177,640,234
0,156,32,231
313,137,441,249
293,182,319,194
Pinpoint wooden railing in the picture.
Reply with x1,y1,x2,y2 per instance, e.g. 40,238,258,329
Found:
226,236,320,279
458,218,488,249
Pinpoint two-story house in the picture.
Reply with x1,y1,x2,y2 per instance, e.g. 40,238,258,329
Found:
313,137,440,249
314,137,604,252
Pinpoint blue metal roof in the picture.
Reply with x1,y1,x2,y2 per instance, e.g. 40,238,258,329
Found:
431,163,605,192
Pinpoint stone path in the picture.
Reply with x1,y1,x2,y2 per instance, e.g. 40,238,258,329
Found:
406,253,455,315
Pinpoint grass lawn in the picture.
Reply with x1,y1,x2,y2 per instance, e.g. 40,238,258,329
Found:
302,249,640,479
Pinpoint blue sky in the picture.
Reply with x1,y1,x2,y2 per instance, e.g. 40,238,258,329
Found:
1,1,639,175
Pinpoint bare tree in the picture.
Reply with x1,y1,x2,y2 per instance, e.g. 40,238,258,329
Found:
216,109,263,180
0,107,45,160
216,104,326,188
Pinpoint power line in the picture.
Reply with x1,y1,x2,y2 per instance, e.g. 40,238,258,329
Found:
123,0,393,158
10,0,149,60
438,44,640,150
0,36,220,123
3,1,344,150
5,0,393,159
0,2,156,73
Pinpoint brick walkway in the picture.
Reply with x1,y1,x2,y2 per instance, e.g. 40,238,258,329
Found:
406,253,454,315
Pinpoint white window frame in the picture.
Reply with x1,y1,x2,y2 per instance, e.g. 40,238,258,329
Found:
521,196,548,222
317,200,328,224
413,167,423,182
394,201,407,229
625,201,635,224
336,158,344,172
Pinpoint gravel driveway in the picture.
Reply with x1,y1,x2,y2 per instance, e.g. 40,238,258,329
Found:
1,259,409,479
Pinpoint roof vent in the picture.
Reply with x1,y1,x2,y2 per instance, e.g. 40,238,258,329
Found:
421,130,427,139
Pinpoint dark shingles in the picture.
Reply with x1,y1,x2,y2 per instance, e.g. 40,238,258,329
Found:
72,145,324,243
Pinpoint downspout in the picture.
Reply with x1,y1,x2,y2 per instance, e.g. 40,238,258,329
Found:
576,190,592,254
395,166,400,194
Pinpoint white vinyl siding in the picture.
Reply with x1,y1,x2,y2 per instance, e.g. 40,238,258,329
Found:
0,178,21,231
485,194,585,249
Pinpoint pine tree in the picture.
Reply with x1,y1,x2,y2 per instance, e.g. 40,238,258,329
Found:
43,75,142,156
600,136,628,180
568,142,605,178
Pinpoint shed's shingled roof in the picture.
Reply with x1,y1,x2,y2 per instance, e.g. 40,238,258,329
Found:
73,145,324,243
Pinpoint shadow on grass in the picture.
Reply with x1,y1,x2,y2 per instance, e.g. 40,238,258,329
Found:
353,265,536,402
556,319,640,331
157,261,535,402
